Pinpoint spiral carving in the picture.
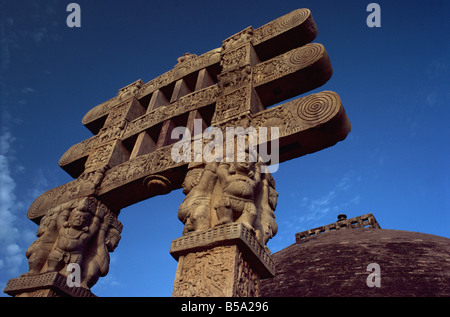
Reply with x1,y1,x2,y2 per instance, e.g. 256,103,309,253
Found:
296,92,340,124
278,9,310,29
27,187,58,220
59,143,82,167
286,43,324,69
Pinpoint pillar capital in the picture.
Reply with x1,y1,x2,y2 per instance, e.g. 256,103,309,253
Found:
171,223,274,297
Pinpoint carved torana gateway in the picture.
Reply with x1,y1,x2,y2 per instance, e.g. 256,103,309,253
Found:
4,9,350,297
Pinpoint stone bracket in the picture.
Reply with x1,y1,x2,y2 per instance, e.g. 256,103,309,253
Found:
170,223,275,278
4,272,96,297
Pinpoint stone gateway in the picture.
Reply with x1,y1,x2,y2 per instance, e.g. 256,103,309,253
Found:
4,8,350,297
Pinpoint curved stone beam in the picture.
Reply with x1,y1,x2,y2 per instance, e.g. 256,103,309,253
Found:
80,8,317,134
122,85,220,140
81,80,145,134
253,8,318,61
29,8,350,222
81,48,221,132
27,90,349,222
252,91,351,162
254,43,332,107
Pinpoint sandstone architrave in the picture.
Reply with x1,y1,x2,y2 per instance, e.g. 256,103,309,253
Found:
27,8,350,222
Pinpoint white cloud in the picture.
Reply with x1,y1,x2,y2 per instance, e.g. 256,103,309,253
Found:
422,59,450,108
299,189,337,223
21,87,36,94
0,132,20,243
280,171,362,235
1,10,59,287
348,195,361,205
0,117,60,290
93,272,124,294
1,8,60,289
0,130,26,278
0,126,41,280
337,174,352,191
32,27,48,43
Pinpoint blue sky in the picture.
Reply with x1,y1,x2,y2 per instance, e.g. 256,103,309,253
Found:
0,0,449,297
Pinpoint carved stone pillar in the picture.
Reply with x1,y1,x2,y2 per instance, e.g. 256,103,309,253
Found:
3,196,122,297
172,153,278,297
171,27,279,297
171,223,275,297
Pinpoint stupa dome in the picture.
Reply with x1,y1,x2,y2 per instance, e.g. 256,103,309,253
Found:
260,214,450,297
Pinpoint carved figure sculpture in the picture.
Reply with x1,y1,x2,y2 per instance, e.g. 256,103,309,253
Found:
20,195,122,292
214,151,261,231
254,172,278,246
23,202,73,276
177,52,198,65
82,213,122,288
45,197,104,274
178,162,218,234
116,80,144,101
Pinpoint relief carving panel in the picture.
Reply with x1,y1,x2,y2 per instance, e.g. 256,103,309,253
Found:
172,245,236,297
20,196,122,292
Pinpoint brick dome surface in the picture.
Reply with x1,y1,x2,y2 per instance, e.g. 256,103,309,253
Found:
260,228,450,297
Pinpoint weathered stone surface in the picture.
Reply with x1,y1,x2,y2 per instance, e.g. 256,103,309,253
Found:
295,213,380,242
171,223,275,277
171,223,273,297
4,272,96,297
6,196,122,297
260,227,450,297
176,158,277,245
